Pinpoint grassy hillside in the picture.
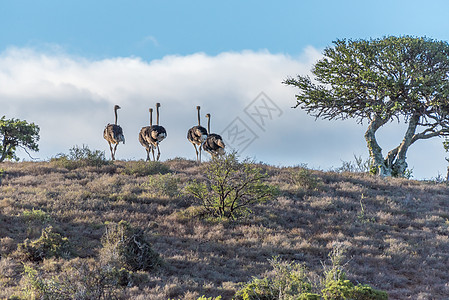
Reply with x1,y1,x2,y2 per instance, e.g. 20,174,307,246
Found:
0,158,448,299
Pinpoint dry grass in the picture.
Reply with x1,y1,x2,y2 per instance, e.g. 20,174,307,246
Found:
1,160,449,299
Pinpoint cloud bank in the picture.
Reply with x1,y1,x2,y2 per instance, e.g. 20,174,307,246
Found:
0,47,445,178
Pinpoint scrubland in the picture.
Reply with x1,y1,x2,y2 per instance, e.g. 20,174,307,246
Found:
1,157,449,299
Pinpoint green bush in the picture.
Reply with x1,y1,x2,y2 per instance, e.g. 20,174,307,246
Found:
51,145,111,169
121,160,170,176
351,284,389,300
185,152,279,219
100,220,161,271
320,246,388,300
15,226,71,262
321,277,354,300
145,173,180,198
321,279,388,300
234,251,388,300
234,257,317,300
19,259,134,299
288,167,320,191
22,208,52,224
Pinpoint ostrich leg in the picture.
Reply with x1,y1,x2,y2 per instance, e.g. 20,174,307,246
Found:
151,146,156,161
113,144,118,160
145,148,150,161
193,144,199,162
108,142,114,160
157,144,161,161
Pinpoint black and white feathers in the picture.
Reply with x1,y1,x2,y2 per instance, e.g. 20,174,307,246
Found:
140,103,167,161
187,106,208,162
203,113,225,157
104,104,125,160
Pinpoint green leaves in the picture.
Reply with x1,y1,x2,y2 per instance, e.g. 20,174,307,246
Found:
286,36,449,177
0,116,40,162
285,36,449,123
185,152,279,220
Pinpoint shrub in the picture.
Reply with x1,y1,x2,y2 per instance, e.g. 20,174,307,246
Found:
234,256,317,300
15,226,71,262
145,173,180,198
22,208,52,224
185,152,279,219
288,167,320,191
321,246,388,300
20,264,46,300
19,259,133,299
0,168,4,185
121,160,170,176
234,249,388,300
336,155,372,173
321,278,388,300
100,220,161,271
51,145,111,169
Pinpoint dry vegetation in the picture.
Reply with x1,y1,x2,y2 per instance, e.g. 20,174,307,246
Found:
1,157,449,299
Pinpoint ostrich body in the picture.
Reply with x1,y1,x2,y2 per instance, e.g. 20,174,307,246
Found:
141,103,167,161
187,106,208,162
104,104,125,160
138,108,154,161
203,113,225,157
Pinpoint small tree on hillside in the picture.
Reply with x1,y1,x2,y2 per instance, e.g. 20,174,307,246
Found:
185,152,278,219
0,116,40,162
284,36,449,177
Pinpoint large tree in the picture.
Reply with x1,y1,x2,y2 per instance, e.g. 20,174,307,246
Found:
284,36,449,177
0,116,40,162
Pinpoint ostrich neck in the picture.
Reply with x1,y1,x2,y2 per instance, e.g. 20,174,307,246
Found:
156,107,160,125
207,117,210,133
114,108,118,125
149,111,153,127
197,108,201,126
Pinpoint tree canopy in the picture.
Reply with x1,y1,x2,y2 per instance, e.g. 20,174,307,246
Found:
284,36,449,177
0,116,40,162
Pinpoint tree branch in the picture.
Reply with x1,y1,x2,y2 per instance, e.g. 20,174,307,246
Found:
412,129,449,144
19,145,39,160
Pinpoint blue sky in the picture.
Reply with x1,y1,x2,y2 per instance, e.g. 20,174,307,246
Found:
3,1,449,59
1,0,449,179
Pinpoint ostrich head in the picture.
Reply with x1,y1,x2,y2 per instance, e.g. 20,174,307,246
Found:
196,106,201,126
156,103,161,125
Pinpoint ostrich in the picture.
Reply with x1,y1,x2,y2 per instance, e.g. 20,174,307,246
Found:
138,108,154,161
103,104,125,160
142,103,167,161
187,106,208,163
203,113,225,157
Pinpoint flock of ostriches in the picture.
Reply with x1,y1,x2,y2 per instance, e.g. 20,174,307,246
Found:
103,104,225,162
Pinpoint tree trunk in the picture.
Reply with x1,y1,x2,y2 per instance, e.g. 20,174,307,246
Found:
365,113,420,178
0,143,14,162
391,114,420,176
364,114,390,176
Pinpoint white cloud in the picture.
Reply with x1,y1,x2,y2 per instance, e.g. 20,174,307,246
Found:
0,46,446,179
